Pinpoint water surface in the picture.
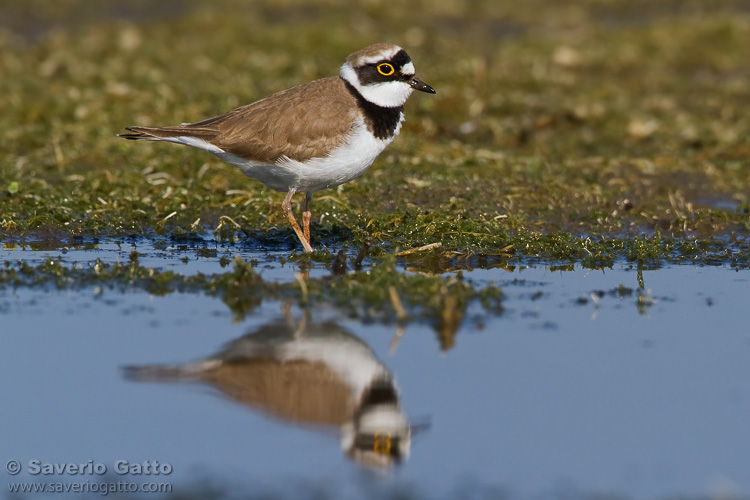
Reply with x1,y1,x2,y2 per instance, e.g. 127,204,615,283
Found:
2,240,748,499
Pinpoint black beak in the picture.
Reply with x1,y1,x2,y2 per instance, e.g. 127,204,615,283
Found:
408,77,436,94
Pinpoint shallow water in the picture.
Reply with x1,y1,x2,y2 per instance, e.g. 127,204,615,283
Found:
1,239,749,500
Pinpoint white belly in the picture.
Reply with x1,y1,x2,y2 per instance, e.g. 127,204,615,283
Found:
215,115,403,192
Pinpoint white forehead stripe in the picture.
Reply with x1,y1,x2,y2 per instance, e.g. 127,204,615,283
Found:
357,46,403,65
400,61,415,76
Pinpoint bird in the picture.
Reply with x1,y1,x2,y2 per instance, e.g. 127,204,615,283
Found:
123,313,414,467
119,43,436,253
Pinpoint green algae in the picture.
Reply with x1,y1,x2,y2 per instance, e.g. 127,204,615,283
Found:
0,254,503,333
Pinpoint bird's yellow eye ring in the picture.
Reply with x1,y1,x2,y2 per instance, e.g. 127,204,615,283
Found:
377,63,395,76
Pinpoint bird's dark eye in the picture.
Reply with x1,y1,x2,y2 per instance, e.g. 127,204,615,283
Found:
377,63,395,76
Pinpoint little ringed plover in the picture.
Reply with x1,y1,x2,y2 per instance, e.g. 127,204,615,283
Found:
119,43,435,252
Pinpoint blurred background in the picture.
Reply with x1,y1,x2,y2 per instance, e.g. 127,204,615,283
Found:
2,0,749,157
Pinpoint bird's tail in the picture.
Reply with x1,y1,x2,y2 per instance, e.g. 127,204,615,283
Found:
118,125,218,141
121,359,221,383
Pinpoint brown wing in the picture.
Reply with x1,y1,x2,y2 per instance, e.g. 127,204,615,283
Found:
202,359,356,427
121,77,358,164
123,358,355,427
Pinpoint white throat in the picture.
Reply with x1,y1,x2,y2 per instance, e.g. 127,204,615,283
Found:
340,62,414,108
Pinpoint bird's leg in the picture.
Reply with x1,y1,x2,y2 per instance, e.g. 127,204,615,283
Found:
282,187,313,253
302,191,313,246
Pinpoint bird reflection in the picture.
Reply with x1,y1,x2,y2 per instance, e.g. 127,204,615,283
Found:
122,308,412,467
